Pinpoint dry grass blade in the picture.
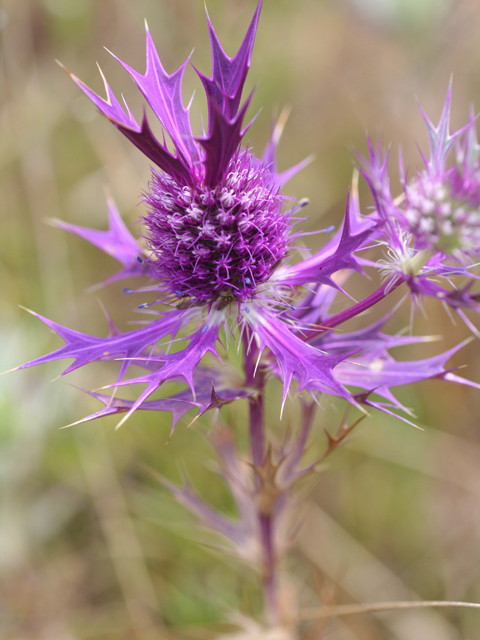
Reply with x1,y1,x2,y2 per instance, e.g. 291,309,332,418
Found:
300,600,480,620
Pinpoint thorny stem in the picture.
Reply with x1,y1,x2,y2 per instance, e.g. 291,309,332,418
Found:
244,327,265,467
319,277,404,332
317,413,366,467
249,395,265,469
243,328,279,626
242,312,371,629
259,513,278,626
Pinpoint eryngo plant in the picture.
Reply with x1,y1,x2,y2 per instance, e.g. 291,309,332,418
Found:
11,0,480,635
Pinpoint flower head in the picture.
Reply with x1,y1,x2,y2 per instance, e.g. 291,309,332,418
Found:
144,149,289,304
400,95,480,257
359,86,480,323
376,87,480,259
63,2,288,303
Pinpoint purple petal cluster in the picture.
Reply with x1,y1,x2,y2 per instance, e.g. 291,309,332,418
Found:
363,88,480,258
144,149,289,303
398,97,480,258
358,87,480,323
402,175,480,255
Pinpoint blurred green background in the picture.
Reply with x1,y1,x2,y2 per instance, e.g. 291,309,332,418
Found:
3,0,480,638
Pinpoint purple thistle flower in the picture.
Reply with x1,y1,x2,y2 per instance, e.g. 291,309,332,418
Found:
400,89,480,257
365,86,480,260
11,1,368,425
358,86,480,328
62,1,297,308
11,5,479,432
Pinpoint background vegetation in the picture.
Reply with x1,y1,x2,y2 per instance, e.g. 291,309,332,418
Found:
2,0,480,638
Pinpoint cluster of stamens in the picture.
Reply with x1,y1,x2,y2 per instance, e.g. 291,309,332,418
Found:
143,150,290,304
402,175,480,256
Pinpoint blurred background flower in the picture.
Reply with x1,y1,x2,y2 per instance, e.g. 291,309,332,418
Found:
2,0,480,638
